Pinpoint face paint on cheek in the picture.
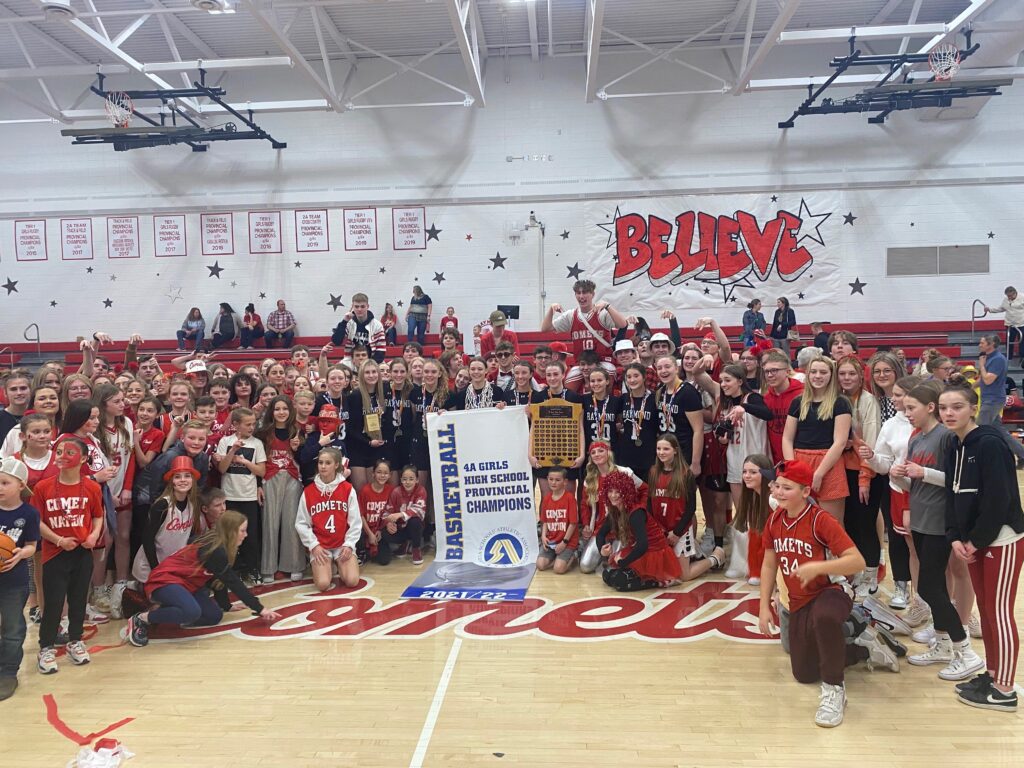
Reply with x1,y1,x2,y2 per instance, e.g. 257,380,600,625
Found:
56,444,83,468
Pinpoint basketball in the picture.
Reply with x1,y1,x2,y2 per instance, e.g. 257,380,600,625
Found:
0,531,16,564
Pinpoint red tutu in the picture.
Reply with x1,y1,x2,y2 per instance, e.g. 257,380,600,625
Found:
613,513,683,583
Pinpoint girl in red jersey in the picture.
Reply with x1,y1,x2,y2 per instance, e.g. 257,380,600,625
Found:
95,384,136,616
257,396,306,583
733,454,773,586
647,434,723,580
758,460,896,729
537,467,579,574
34,437,105,674
940,381,1024,711
124,510,281,647
383,465,428,566
358,459,394,565
132,456,204,586
597,470,681,591
157,380,195,444
294,447,362,591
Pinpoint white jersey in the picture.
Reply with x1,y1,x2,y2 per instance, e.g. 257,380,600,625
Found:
726,409,768,484
131,499,201,583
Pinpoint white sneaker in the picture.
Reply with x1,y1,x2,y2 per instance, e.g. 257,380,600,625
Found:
889,581,909,610
909,634,953,666
699,527,715,556
747,577,761,586
65,640,91,666
90,585,112,613
904,597,931,628
968,614,983,639
912,625,936,646
85,604,110,625
815,683,847,727
855,625,900,672
290,572,304,582
108,581,127,620
862,595,914,636
939,642,986,681
262,573,276,584
37,647,58,674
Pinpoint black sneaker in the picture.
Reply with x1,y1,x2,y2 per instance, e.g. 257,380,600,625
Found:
54,630,69,647
874,623,908,658
955,671,993,695
957,681,1017,712
125,615,149,648
28,607,41,625
0,677,17,701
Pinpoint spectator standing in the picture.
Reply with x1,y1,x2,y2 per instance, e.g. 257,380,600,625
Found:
405,286,432,345
741,300,766,347
264,300,297,349
984,286,1024,363
977,334,1024,465
770,297,797,359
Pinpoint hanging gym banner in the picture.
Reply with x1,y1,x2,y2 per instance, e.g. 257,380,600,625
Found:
401,407,538,602
583,191,843,313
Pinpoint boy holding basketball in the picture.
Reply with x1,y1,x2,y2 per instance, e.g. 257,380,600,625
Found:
0,458,39,699
537,467,578,574
758,460,897,728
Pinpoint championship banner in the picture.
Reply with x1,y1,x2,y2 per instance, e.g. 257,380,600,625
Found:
583,192,843,314
402,407,537,602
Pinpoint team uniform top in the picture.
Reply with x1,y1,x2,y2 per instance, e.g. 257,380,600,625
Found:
13,450,58,489
449,382,507,410
582,393,622,455
264,429,300,481
616,390,659,478
540,491,579,548
649,472,696,536
295,474,362,552
32,475,105,563
551,308,616,361
762,502,856,613
655,381,703,458
358,483,393,536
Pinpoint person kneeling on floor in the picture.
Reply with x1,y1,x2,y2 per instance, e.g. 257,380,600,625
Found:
758,460,899,728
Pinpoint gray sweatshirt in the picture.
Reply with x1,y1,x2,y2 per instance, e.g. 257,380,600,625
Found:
907,423,951,536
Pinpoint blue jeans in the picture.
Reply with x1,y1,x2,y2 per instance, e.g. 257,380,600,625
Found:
0,585,29,677
149,584,223,627
240,327,262,348
407,316,426,345
264,329,294,349
385,326,397,345
176,329,204,350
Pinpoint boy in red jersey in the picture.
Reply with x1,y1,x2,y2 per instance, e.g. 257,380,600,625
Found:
357,459,394,566
294,447,361,592
33,437,104,674
541,279,628,390
537,467,578,574
759,460,898,728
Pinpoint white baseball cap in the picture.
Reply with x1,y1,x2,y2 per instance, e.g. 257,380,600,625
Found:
614,339,636,354
0,457,28,485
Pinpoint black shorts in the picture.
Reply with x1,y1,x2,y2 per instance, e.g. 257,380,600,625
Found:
700,472,729,493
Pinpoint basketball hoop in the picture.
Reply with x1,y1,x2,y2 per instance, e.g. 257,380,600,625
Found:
104,91,134,128
928,43,961,81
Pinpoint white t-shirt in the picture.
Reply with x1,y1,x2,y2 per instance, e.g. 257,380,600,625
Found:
215,434,266,501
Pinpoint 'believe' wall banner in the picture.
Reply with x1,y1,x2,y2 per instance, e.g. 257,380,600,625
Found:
402,407,537,602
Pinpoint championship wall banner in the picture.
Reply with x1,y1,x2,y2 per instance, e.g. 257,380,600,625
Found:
583,192,842,313
402,407,538,602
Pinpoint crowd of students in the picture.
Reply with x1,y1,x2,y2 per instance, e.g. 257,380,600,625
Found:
0,280,1020,729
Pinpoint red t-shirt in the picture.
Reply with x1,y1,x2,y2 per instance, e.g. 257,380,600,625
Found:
440,316,459,331
358,483,393,534
540,491,579,548
33,475,105,563
138,426,166,458
650,471,689,533
479,329,520,357
264,434,299,481
763,377,804,464
762,503,855,613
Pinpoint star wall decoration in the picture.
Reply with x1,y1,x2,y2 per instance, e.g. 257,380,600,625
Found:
397,300,404,307
988,231,995,239
2,277,18,295
560,230,570,240
703,287,711,295
595,208,622,249
103,298,113,308
294,261,302,268
230,281,238,288
566,262,585,279
379,267,386,274
843,212,857,226
849,277,867,295
770,195,778,203
432,272,446,284
109,274,117,282
327,294,344,311
797,292,806,300
490,252,507,270
207,261,224,278
465,234,473,241
50,300,57,307
426,223,442,242
86,267,94,274
793,198,832,247
165,286,184,304
259,292,267,299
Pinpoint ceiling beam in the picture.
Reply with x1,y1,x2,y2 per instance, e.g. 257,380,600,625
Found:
0,3,89,64
526,0,539,61
918,0,998,53
444,0,485,106
312,6,358,67
584,0,605,102
0,58,292,81
732,0,802,94
150,1,218,59
241,0,346,112
0,82,62,121
778,23,947,44
112,15,152,49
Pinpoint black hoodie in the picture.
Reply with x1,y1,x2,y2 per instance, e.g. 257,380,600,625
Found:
945,425,1024,549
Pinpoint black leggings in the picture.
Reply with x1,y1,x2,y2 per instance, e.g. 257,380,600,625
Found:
228,500,261,575
876,475,911,582
603,567,659,592
912,530,966,642
383,517,424,551
844,469,881,568
39,548,92,648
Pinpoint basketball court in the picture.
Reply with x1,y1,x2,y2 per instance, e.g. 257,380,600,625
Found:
2,0,1024,765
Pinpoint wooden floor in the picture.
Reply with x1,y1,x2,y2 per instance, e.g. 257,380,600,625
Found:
7,545,1024,766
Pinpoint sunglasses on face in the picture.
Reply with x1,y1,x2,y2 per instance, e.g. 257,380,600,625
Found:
496,352,512,358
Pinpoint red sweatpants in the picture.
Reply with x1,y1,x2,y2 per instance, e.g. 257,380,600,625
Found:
967,538,1024,689
748,526,765,579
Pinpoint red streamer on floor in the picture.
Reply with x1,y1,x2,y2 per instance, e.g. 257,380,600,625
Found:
43,694,135,746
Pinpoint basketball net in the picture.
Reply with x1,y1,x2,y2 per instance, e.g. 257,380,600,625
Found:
928,43,961,81
104,92,134,129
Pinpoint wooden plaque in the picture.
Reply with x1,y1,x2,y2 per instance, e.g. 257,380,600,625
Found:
528,397,582,468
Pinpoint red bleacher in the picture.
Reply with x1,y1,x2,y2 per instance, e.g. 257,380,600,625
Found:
2,319,1001,371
